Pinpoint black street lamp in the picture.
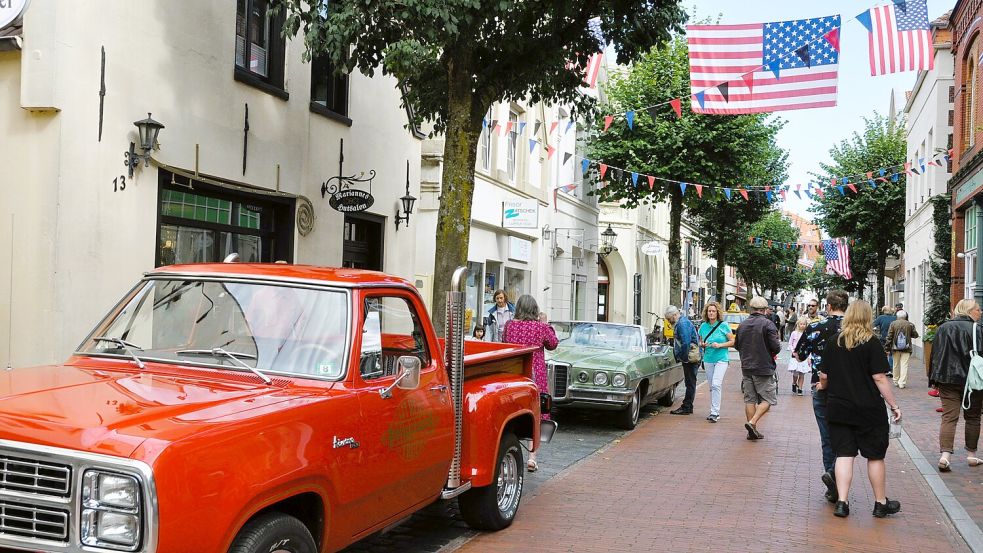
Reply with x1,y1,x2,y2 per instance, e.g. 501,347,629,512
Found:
600,224,618,256
395,160,417,230
124,113,165,178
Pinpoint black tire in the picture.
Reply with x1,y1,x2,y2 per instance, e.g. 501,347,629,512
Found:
617,386,642,430
228,512,317,553
459,432,524,531
657,384,677,407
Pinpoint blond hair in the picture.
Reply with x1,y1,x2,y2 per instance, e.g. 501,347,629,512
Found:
953,298,978,318
702,301,724,323
838,300,874,350
796,317,808,331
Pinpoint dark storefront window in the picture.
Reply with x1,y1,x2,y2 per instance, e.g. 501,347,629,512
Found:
157,172,293,266
311,53,350,119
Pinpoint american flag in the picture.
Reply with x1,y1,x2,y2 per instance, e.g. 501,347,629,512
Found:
863,0,933,76
823,239,852,280
686,16,840,114
584,53,603,89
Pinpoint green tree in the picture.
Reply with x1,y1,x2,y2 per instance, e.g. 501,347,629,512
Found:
811,113,906,309
589,36,787,305
276,0,686,330
729,211,802,299
925,193,952,327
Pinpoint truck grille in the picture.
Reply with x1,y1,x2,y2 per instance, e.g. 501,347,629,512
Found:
0,455,71,497
0,500,69,541
552,363,569,399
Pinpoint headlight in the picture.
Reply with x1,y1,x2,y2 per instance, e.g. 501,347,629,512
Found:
593,372,608,385
577,371,589,383
612,373,627,387
81,470,142,550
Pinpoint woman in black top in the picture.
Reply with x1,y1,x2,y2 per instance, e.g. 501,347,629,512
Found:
818,300,902,519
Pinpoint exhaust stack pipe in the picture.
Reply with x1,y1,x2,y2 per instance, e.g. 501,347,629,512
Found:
443,266,468,495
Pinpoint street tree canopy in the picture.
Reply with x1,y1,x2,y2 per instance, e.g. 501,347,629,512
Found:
590,35,786,305
810,113,906,308
728,210,803,299
275,0,687,330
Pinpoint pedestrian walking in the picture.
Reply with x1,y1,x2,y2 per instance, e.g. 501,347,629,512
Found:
804,299,823,325
929,298,983,472
885,310,918,389
818,300,902,518
787,318,810,396
699,301,735,423
794,289,848,503
666,305,699,415
777,307,787,341
785,307,798,341
485,289,515,342
873,306,897,375
501,294,558,472
734,296,781,440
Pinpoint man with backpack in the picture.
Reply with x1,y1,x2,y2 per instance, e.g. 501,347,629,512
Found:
886,310,918,389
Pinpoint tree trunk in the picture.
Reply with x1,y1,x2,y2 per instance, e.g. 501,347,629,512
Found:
430,50,484,335
715,243,726,303
668,188,683,308
876,252,887,310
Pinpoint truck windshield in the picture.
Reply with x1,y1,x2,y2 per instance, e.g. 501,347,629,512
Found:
79,279,349,379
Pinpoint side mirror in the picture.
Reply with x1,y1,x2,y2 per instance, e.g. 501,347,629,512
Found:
379,356,422,399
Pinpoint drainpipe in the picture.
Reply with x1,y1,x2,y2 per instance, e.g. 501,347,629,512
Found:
975,197,983,308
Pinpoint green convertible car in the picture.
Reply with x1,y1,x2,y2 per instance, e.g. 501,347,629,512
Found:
547,321,684,429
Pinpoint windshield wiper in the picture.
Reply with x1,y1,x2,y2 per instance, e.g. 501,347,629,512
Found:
175,348,271,384
92,336,145,369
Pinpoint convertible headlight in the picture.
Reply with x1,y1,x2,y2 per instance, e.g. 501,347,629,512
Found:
593,372,608,385
81,471,142,550
612,373,627,387
577,371,589,383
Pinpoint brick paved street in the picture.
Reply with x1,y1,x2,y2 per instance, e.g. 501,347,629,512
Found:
455,351,973,553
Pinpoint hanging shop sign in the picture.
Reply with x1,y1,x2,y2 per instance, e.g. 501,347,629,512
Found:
0,0,27,31
502,199,538,229
508,237,532,263
321,138,376,213
328,189,374,213
640,241,665,256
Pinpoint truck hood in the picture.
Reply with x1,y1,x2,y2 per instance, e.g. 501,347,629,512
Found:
0,360,313,458
547,346,641,370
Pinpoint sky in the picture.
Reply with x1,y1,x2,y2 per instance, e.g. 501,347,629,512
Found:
685,0,952,219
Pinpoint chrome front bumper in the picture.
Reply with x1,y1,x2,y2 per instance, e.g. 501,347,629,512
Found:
552,386,634,409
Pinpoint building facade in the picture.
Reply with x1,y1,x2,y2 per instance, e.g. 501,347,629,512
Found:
0,0,423,365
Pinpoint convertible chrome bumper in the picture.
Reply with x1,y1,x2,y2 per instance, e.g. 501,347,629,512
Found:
552,386,634,409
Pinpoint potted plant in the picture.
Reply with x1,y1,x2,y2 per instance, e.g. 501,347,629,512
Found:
923,324,937,378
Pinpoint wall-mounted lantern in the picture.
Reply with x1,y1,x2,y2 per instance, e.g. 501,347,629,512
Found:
124,113,164,178
395,160,417,231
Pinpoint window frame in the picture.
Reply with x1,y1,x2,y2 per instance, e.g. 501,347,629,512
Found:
507,111,519,183
358,293,434,381
235,0,289,100
309,49,352,125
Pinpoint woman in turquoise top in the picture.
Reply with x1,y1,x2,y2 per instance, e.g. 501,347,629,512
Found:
699,301,736,422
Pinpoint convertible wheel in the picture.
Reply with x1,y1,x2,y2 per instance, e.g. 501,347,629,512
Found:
657,384,676,407
459,432,524,531
617,386,642,430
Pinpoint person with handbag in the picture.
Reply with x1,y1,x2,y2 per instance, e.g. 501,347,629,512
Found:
666,305,699,415
734,297,781,440
699,301,736,423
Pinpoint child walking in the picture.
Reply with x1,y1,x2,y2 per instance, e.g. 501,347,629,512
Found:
787,318,811,395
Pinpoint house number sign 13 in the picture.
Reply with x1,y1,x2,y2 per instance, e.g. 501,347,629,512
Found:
0,0,29,31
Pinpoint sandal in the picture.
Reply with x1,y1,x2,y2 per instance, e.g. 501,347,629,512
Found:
526,460,538,472
938,457,951,472
968,457,983,467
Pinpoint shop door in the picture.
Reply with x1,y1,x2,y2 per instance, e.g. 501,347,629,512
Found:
343,214,384,270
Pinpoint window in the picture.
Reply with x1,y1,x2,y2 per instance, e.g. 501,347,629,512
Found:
964,38,980,151
235,0,287,97
480,108,492,171
571,274,587,320
966,203,978,252
950,85,956,103
360,296,430,379
310,51,350,120
507,111,518,182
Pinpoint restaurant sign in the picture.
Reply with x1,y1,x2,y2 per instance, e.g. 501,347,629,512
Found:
328,189,374,213
0,0,28,31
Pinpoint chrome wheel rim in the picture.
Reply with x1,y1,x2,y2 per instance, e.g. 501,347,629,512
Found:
496,449,521,514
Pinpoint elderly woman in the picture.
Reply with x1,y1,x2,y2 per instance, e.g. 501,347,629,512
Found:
818,300,902,518
930,298,983,472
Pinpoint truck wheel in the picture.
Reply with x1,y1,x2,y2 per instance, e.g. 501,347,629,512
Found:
657,384,676,407
459,432,523,531
617,387,642,430
228,512,316,553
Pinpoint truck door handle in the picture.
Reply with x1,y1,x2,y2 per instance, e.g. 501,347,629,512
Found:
429,385,448,393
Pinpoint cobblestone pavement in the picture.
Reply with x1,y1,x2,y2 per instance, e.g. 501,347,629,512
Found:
454,348,971,553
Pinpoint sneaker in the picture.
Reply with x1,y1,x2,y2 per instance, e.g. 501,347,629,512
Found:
928,388,940,397
670,407,693,415
885,372,893,379
872,498,901,518
797,389,805,396
707,414,719,423
833,501,850,517
792,384,798,394
744,422,763,440
824,490,837,503
821,471,837,501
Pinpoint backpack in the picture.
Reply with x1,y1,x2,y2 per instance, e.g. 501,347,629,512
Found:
893,327,908,351
967,322,983,409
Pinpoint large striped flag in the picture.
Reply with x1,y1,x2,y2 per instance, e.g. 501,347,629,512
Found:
857,0,933,76
823,239,852,280
686,16,840,114
584,53,604,89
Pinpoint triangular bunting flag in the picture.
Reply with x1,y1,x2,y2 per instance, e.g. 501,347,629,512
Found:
779,189,787,200
868,179,877,189
795,44,811,68
680,182,688,195
695,184,703,198
857,10,873,33
718,82,730,103
565,120,575,135
766,190,773,202
599,164,608,180
547,145,556,159
823,28,840,52
518,122,527,135
670,98,682,118
563,152,573,165
866,171,873,179
647,107,660,122
581,159,591,175
847,183,857,194
603,115,614,132
768,60,781,80
919,158,926,172
648,175,655,190
632,172,640,187
837,185,845,195
904,162,913,175
724,188,732,200
694,91,706,110
549,121,559,135
739,188,749,201
793,190,801,199
490,120,499,134
534,121,542,135
742,72,754,94
816,188,825,199
503,121,514,135
482,118,488,129
879,168,886,176
626,111,635,130
529,139,538,154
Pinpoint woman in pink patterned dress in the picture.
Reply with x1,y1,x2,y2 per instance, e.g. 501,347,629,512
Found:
502,294,558,472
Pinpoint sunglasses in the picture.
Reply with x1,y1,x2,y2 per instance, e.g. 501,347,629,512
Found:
808,304,818,308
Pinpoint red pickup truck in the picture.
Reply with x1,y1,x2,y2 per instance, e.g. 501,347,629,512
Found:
0,264,553,553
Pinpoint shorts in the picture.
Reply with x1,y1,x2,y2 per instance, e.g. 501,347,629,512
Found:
741,374,778,405
829,421,889,460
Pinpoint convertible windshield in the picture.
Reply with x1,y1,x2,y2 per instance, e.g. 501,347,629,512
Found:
552,322,644,351
80,279,349,379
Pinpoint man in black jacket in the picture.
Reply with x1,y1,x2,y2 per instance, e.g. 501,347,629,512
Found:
735,297,781,441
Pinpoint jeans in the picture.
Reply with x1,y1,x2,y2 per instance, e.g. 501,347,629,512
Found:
812,387,834,473
705,360,729,416
682,362,699,410
938,384,983,454
886,352,894,371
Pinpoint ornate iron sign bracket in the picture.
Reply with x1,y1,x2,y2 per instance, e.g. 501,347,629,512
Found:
321,138,376,199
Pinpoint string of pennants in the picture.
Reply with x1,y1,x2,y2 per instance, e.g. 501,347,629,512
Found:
749,236,858,251
775,264,816,274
